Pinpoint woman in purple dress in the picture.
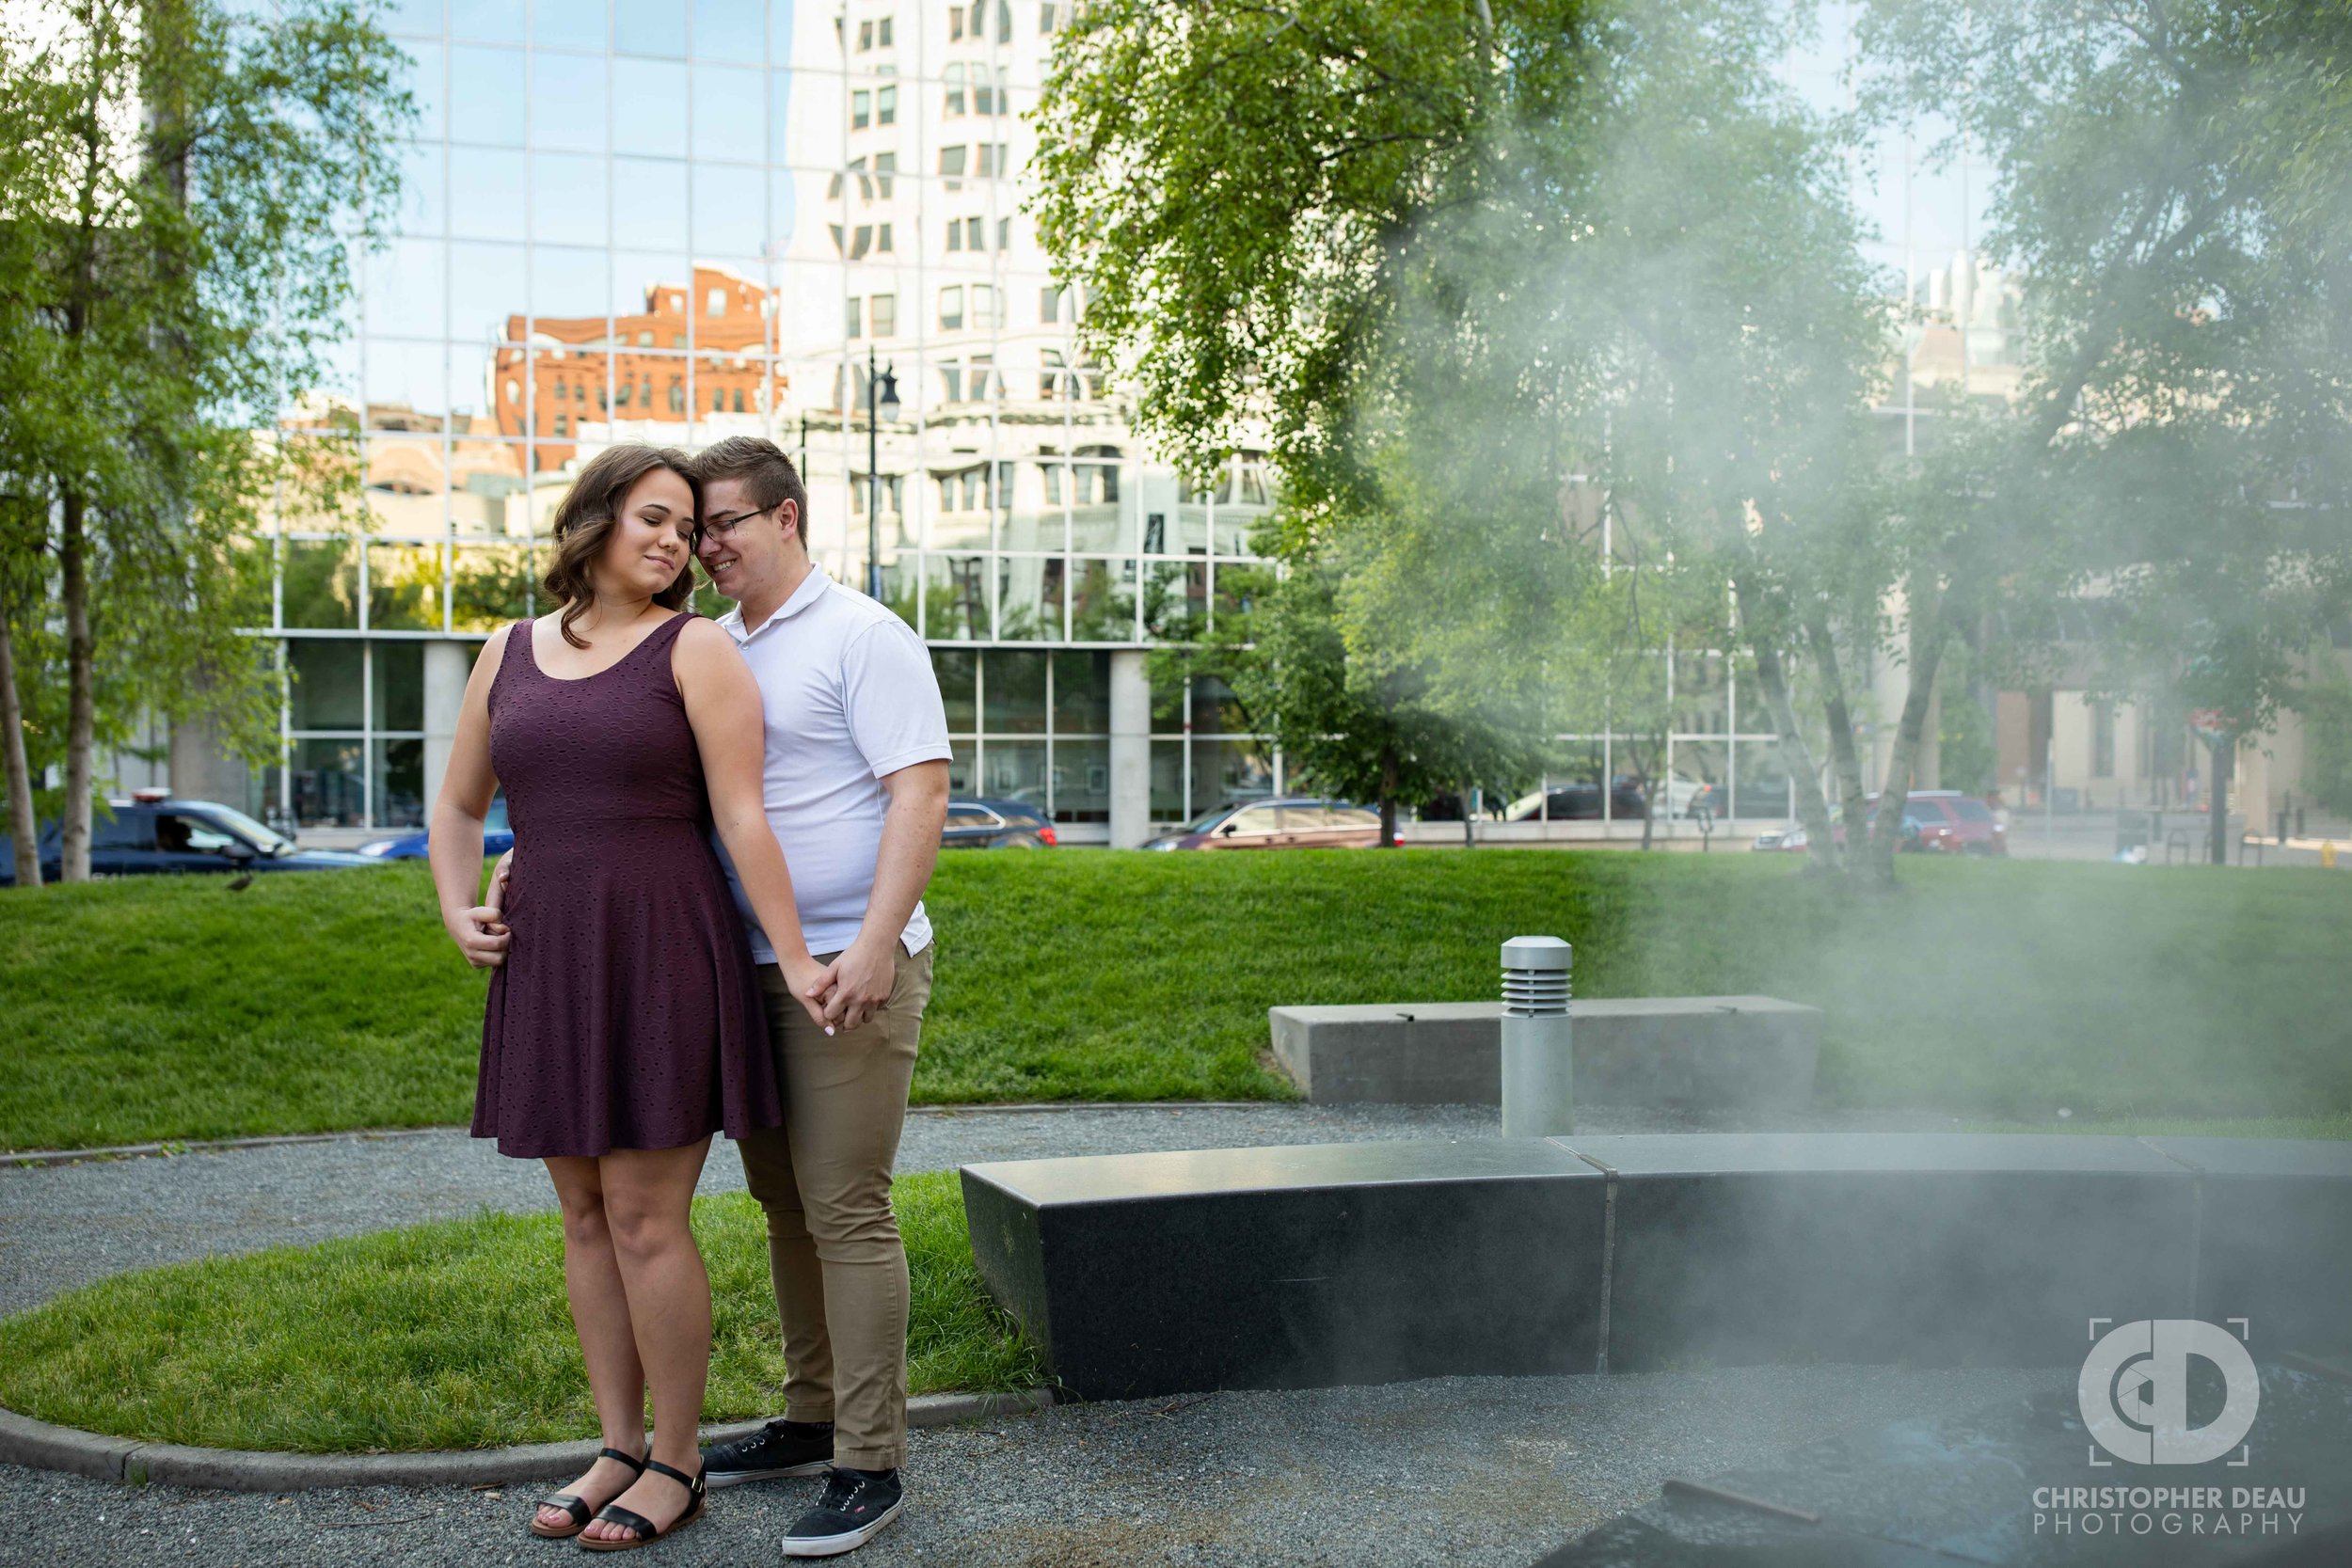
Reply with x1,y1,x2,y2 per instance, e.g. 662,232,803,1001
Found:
429,444,830,1550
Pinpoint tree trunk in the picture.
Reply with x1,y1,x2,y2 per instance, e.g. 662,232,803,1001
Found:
1750,641,1838,875
1802,612,1870,845
1376,743,1399,848
1862,584,1947,884
2207,732,2233,865
1639,738,1657,851
0,606,40,889
59,488,95,882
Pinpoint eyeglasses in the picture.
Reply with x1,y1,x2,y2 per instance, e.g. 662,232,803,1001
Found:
695,505,774,546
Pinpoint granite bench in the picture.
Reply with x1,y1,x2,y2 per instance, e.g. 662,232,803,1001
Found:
960,1132,2352,1402
1267,996,1822,1109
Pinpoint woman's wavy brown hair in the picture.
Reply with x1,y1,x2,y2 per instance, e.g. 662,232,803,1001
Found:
541,445,701,648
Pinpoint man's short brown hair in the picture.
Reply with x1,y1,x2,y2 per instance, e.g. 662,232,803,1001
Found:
694,436,810,548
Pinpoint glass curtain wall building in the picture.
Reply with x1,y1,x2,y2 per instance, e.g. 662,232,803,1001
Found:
224,0,1814,843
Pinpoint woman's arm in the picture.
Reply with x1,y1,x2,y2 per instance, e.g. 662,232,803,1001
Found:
429,626,514,969
673,617,834,1030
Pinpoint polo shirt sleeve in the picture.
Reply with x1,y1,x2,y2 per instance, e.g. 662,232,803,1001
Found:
843,618,954,779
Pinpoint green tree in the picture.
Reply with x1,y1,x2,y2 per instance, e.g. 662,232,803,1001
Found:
0,0,409,880
1857,0,2352,866
1151,562,1538,846
1036,0,1893,879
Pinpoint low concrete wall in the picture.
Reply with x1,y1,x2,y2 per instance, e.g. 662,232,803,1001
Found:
1268,996,1821,1110
961,1133,2352,1402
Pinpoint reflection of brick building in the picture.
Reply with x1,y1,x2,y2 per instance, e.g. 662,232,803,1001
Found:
492,265,789,468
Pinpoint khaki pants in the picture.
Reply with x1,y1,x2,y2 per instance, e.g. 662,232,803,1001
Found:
740,944,931,1470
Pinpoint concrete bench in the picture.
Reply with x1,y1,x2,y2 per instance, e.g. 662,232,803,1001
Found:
1268,995,1822,1109
961,1133,2352,1402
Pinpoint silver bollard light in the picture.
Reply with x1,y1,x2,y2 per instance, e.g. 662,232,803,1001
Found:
1499,935,1574,1138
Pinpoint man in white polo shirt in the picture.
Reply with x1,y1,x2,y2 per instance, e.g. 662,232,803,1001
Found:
688,436,950,1560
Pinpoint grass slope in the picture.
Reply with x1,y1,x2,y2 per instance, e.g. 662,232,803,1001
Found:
0,1171,1037,1451
6,851,2350,1150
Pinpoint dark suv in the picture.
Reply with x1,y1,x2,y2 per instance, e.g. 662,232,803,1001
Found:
0,792,380,885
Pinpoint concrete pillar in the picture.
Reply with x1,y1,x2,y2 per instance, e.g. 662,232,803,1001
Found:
1108,648,1151,849
422,638,474,818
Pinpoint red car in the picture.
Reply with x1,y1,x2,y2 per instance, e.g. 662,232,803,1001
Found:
1753,791,2008,856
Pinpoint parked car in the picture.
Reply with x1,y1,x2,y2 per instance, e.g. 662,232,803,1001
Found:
1144,797,1399,850
943,797,1058,848
0,791,379,884
357,799,514,861
1753,791,2008,856
1502,777,1651,821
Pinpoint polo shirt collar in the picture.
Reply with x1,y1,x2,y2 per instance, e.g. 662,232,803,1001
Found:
726,561,832,642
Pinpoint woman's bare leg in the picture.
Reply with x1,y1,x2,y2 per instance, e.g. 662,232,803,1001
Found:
535,1156,648,1532
579,1138,713,1544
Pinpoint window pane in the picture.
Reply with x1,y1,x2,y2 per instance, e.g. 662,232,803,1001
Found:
1190,673,1249,736
612,56,690,154
1051,650,1109,734
1049,737,1109,823
367,544,447,632
1142,560,1205,640
1731,742,1797,827
532,154,610,245
693,0,765,59
1191,738,1275,817
372,738,427,829
615,0,687,55
982,650,1047,734
449,148,529,239
1150,739,1185,819
282,542,360,630
373,641,426,731
449,46,527,146
1671,651,1731,735
292,738,367,829
1069,556,1136,641
996,555,1063,641
933,649,976,731
978,738,1046,812
289,640,365,730
452,545,538,629
692,63,764,161
920,554,987,641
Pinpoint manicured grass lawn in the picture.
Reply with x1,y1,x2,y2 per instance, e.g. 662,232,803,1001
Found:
5,851,2351,1149
0,1171,1037,1451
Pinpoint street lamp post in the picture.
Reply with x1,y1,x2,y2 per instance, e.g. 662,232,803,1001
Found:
865,345,900,601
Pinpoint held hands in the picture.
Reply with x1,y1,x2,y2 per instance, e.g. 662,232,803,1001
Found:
804,938,896,1034
782,954,841,1035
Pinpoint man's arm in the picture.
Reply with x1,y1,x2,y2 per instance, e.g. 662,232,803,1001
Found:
818,758,949,1030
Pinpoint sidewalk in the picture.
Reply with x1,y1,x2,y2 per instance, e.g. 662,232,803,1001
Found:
0,1101,2042,1565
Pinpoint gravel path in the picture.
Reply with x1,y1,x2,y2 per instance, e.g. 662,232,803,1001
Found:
0,1364,2052,1567
0,1101,1966,1317
0,1101,2011,1566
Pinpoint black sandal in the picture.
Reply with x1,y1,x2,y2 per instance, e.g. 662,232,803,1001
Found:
577,1458,707,1553
530,1447,647,1540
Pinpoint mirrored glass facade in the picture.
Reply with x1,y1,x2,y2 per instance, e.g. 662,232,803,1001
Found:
241,0,1784,838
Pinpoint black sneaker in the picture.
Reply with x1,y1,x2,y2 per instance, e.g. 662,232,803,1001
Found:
700,1418,834,1489
779,1466,905,1558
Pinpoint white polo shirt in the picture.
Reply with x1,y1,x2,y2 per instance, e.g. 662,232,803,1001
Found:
713,562,952,961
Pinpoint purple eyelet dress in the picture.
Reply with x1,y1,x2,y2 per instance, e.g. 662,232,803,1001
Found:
470,614,781,1159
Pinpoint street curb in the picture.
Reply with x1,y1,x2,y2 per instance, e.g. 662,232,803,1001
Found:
3,1104,1291,1167
0,1389,1056,1492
